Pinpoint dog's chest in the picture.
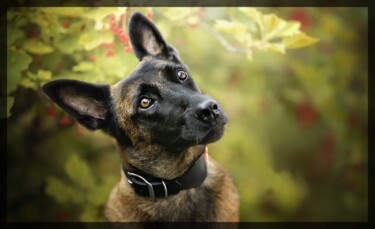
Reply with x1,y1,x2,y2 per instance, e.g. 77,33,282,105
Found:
148,187,215,221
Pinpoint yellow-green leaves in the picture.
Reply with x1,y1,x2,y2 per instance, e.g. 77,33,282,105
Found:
73,61,94,72
7,50,32,94
79,29,114,50
45,153,116,220
20,69,52,90
214,7,319,61
23,40,54,55
215,20,247,33
283,32,320,49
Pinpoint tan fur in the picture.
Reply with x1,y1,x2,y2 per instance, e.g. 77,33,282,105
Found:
105,156,239,222
106,69,240,222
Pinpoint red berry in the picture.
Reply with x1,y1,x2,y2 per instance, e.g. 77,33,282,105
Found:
63,21,70,28
59,117,71,126
290,8,310,31
106,49,115,57
124,46,132,53
120,34,129,45
111,23,119,32
110,14,116,21
146,11,153,20
104,42,115,49
89,55,95,62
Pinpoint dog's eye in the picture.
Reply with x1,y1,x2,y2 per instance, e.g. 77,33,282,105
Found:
139,97,155,110
177,70,188,81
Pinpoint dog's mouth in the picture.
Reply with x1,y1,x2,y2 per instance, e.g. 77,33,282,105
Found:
174,111,228,148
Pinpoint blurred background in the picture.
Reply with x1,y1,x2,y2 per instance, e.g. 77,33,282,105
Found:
6,7,368,221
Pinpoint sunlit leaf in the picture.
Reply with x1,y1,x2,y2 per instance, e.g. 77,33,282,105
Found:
79,29,114,50
214,20,247,33
283,33,320,49
72,61,94,72
37,69,52,80
239,7,262,26
20,76,37,90
23,40,54,55
265,43,286,54
55,36,82,54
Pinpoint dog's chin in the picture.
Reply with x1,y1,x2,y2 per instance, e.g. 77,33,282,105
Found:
176,121,226,149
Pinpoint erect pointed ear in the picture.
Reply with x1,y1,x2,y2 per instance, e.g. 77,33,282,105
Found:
129,11,179,61
42,79,111,131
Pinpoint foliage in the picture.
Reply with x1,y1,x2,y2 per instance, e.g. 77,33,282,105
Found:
6,7,367,222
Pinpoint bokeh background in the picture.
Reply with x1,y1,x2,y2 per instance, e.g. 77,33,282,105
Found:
6,7,368,221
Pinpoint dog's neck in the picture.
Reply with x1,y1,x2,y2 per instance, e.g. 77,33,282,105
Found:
117,143,206,180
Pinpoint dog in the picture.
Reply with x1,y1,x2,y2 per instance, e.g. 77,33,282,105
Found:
42,12,239,222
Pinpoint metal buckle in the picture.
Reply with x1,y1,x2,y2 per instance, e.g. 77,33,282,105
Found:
127,172,169,199
127,172,155,200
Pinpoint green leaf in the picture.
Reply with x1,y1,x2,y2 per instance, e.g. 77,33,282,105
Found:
37,69,52,80
7,28,25,46
55,36,82,54
41,7,88,17
7,97,14,118
45,176,77,204
239,7,262,26
23,40,54,55
20,76,37,90
214,20,247,33
87,176,117,205
7,50,32,94
283,33,320,49
265,43,286,54
79,29,114,50
0,96,14,118
64,154,96,190
72,61,94,72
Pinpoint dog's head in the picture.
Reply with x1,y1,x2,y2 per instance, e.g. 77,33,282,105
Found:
43,12,227,170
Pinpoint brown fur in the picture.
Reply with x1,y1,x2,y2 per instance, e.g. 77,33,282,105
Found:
105,154,239,222
43,12,240,222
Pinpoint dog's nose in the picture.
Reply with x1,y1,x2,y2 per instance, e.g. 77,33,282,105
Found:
194,100,221,122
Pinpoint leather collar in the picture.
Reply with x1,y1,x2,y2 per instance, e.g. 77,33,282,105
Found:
123,148,208,199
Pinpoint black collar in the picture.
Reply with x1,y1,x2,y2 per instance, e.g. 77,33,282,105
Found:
123,148,208,199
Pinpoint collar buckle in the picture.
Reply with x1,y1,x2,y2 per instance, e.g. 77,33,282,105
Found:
124,150,207,199
127,172,158,199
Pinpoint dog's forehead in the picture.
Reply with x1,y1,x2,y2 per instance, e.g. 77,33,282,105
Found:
124,59,187,83
113,58,188,97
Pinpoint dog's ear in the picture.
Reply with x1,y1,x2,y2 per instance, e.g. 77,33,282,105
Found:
42,79,111,131
129,12,178,61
